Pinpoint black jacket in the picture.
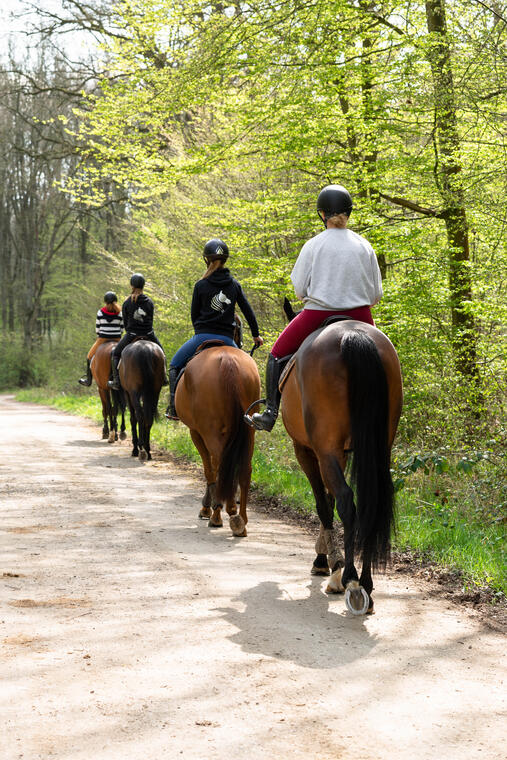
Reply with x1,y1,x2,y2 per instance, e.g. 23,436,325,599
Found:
122,293,154,335
191,268,259,339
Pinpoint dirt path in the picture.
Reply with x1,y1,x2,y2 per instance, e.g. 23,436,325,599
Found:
0,395,505,760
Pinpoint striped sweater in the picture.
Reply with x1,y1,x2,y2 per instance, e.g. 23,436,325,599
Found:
95,308,124,338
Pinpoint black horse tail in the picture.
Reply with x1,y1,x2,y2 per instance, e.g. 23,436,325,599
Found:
137,345,159,428
216,354,251,505
341,330,394,569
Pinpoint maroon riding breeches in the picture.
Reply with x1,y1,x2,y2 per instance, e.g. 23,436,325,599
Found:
271,306,374,358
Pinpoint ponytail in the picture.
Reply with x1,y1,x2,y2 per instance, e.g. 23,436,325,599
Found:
201,259,224,280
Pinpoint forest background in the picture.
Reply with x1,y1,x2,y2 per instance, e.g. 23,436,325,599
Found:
0,0,505,594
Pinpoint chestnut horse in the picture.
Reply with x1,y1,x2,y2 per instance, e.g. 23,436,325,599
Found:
90,340,126,443
281,318,402,614
119,340,165,461
175,345,260,537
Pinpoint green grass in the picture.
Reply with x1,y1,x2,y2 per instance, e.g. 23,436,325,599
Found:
13,388,506,596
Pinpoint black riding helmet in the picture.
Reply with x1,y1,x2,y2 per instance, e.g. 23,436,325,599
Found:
317,184,353,224
203,238,229,263
130,273,145,288
104,291,117,304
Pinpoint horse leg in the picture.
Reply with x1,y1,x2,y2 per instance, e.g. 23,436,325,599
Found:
229,429,254,538
119,394,127,441
107,389,116,443
293,443,339,581
99,389,109,440
190,430,221,525
359,548,375,614
143,421,152,461
110,390,119,442
320,454,369,613
128,397,139,457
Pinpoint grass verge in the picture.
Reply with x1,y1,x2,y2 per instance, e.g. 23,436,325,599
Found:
13,388,506,597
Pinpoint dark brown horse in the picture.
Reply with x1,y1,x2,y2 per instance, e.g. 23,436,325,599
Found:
175,345,260,537
119,340,165,461
90,341,126,443
281,319,402,614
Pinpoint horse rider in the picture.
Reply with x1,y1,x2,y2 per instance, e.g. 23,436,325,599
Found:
78,291,124,386
246,184,383,432
165,238,263,420
108,273,169,390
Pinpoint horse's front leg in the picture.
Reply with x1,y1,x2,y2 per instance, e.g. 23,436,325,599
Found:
359,548,375,614
190,430,221,525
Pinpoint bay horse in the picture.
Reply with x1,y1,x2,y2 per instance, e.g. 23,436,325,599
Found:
281,316,402,614
90,340,126,443
119,339,165,461
175,344,260,537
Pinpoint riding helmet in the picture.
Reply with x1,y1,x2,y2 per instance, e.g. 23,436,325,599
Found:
104,291,117,304
130,273,145,288
317,184,353,219
203,238,229,262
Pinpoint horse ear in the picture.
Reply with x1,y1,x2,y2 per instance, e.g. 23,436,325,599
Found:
283,297,297,322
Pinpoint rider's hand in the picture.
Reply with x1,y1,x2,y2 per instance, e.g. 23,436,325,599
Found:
254,336,264,347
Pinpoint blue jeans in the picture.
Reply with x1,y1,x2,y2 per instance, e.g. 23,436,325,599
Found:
170,333,237,370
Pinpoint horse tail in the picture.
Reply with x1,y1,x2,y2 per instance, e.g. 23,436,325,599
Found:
216,354,251,505
341,330,394,569
137,345,159,427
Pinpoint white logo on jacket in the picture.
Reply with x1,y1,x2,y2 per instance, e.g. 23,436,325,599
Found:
133,307,147,322
210,290,231,313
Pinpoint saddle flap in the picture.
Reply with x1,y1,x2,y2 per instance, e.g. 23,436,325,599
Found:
278,355,297,393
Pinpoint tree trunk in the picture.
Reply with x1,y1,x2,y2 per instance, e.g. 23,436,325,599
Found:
425,0,480,383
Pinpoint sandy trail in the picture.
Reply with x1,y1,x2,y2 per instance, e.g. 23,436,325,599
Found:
0,395,504,760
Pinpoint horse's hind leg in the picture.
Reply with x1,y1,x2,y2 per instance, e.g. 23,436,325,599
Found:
229,429,254,538
190,430,220,524
320,454,369,612
99,389,110,440
293,443,340,582
127,397,139,457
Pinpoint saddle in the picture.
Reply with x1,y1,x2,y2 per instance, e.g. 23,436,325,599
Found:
278,315,352,393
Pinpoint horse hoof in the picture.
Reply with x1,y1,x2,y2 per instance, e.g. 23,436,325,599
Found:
199,507,212,519
108,432,115,443
229,514,247,537
120,431,127,441
139,450,148,462
311,564,330,576
132,449,139,458
102,432,108,440
208,519,223,529
326,570,345,594
344,582,370,616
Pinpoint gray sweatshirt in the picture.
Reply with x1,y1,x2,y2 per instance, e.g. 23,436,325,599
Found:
290,228,383,310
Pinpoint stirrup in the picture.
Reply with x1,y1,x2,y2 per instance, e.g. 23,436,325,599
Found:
243,397,266,428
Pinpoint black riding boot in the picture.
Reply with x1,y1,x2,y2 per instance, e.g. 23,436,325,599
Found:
107,356,121,390
248,354,288,432
165,367,179,420
78,359,92,387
